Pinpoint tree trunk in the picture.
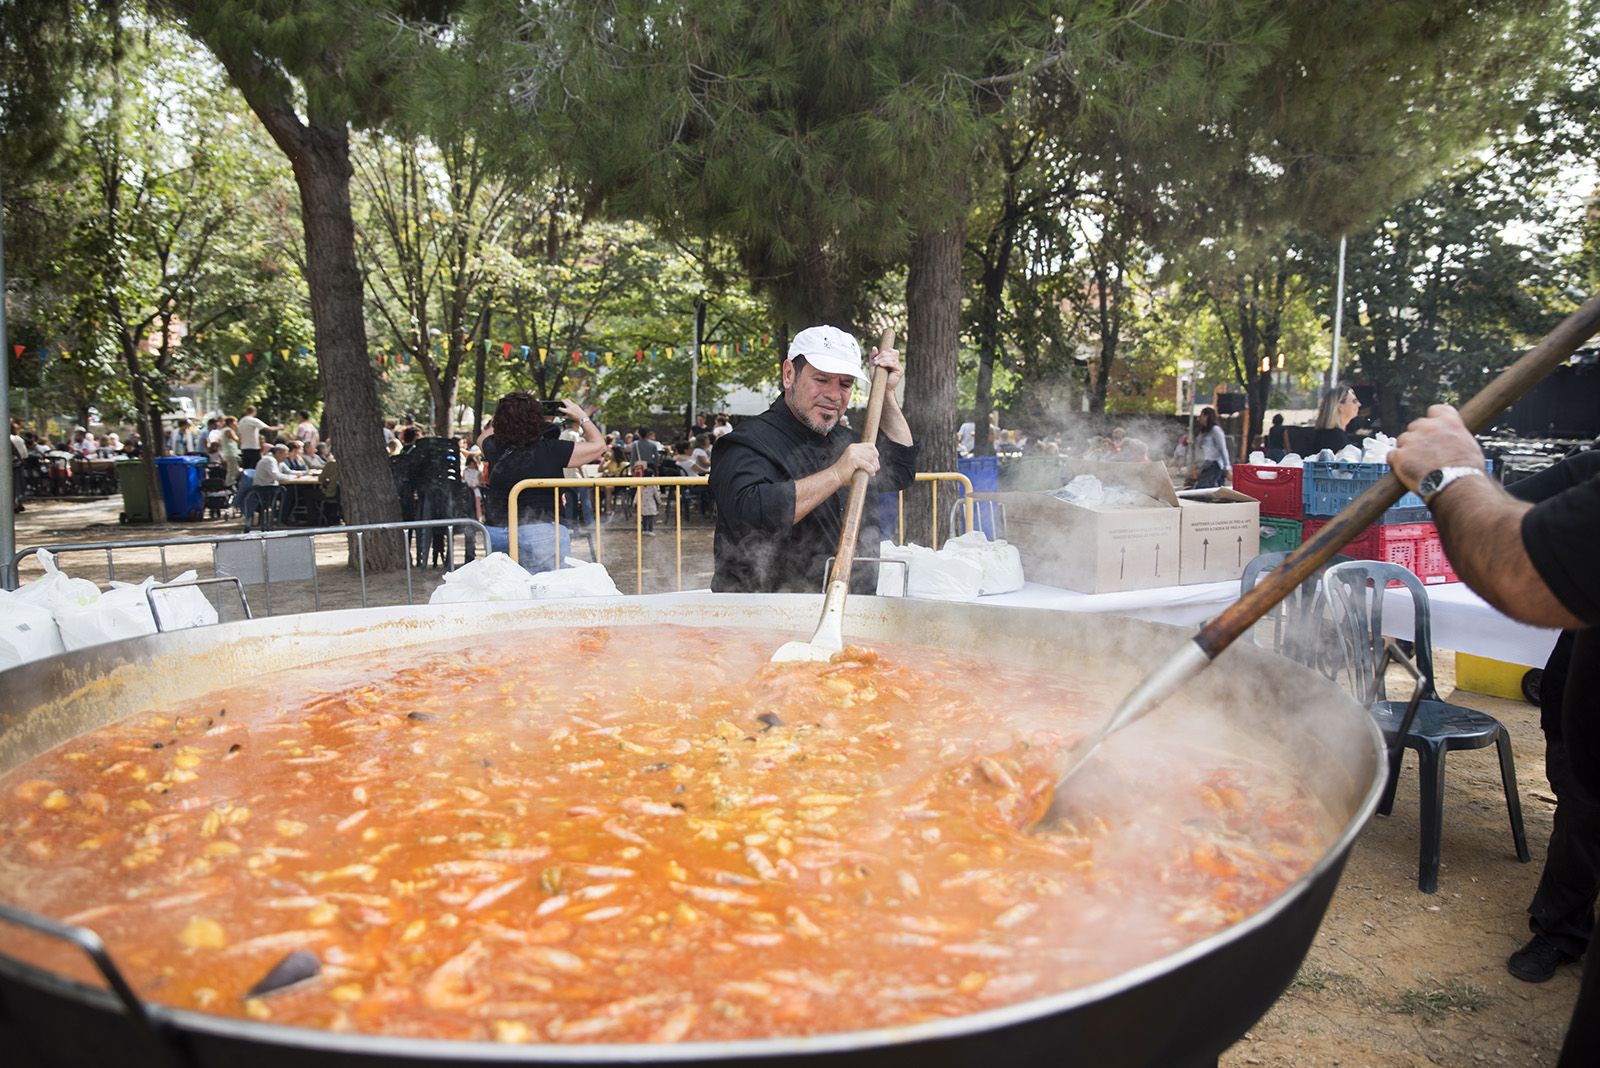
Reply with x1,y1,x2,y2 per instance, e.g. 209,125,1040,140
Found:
974,248,1007,455
123,352,167,523
904,221,964,547
293,120,404,568
1089,254,1116,414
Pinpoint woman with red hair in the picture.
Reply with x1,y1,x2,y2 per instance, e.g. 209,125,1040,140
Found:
479,392,606,572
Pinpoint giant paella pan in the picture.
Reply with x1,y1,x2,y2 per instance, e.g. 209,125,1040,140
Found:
0,593,1384,1068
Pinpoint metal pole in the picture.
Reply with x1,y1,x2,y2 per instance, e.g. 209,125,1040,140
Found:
1186,309,1199,463
0,204,15,589
1330,233,1347,387
691,297,705,431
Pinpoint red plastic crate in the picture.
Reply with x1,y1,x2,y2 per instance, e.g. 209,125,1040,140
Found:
1231,464,1303,518
1302,519,1456,586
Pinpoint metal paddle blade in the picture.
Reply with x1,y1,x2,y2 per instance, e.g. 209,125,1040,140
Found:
771,581,848,663
1036,640,1211,827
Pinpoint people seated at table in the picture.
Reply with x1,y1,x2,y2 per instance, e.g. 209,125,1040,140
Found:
253,443,294,487
671,440,698,477
71,428,98,457
283,440,310,471
304,442,329,470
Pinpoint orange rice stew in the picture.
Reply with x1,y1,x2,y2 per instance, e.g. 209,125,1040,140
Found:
0,626,1331,1044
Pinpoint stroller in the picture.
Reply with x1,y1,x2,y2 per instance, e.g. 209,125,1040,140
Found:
201,463,232,519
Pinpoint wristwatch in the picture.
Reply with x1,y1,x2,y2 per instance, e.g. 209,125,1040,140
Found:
1418,465,1484,504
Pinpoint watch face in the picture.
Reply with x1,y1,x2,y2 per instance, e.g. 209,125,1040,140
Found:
1419,470,1443,497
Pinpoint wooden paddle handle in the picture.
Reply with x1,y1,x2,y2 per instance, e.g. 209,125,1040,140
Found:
1194,290,1600,660
831,327,896,591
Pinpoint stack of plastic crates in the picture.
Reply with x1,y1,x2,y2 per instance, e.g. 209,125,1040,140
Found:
1232,464,1304,554
1299,459,1488,585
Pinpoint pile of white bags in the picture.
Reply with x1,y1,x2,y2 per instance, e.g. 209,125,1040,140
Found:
1246,451,1304,468
428,552,621,604
876,531,1025,600
1,550,219,669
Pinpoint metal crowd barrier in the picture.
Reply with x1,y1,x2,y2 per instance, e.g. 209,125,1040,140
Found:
507,471,976,594
6,518,490,615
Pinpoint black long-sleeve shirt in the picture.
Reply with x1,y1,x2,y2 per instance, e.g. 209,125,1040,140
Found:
709,397,919,593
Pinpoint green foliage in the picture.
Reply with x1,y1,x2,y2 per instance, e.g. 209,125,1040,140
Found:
1311,159,1572,431
0,0,98,177
479,219,773,429
490,0,1074,327
5,15,311,434
162,0,463,130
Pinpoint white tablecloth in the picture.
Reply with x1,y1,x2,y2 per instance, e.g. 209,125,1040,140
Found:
964,579,1560,667
973,580,1240,627
1380,581,1559,668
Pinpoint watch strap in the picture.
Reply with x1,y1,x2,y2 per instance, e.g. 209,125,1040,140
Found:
1421,465,1484,503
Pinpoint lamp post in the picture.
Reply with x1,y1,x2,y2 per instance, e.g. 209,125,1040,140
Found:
691,297,705,431
1329,234,1347,388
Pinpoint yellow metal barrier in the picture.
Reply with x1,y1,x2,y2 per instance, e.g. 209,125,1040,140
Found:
901,472,975,548
508,476,707,594
506,470,976,593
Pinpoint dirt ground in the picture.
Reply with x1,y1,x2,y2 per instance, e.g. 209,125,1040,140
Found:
6,496,1584,1066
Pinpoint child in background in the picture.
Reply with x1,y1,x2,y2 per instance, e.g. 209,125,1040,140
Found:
633,463,661,535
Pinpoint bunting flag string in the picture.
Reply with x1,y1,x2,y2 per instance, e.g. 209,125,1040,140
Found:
143,331,788,376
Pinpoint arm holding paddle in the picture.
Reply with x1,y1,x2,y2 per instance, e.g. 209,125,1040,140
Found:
1042,291,1600,806
791,344,907,523
1387,404,1583,630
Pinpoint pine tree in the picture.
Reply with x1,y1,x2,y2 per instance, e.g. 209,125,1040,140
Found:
157,1,461,565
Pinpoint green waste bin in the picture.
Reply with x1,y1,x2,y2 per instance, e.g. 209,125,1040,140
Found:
115,459,153,524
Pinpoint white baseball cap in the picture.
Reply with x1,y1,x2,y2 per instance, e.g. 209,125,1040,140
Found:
786,325,867,383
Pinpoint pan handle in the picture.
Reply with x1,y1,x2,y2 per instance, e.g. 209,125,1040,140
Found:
0,900,192,1068
146,575,253,632
825,555,911,598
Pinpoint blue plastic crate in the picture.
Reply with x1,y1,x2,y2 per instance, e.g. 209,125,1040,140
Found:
1302,460,1487,523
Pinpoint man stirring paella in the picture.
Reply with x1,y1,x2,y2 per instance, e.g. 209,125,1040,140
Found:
709,325,918,593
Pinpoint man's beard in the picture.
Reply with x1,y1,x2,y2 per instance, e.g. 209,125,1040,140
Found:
784,390,838,436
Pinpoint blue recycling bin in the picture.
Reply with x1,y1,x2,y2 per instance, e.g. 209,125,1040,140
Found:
154,455,206,521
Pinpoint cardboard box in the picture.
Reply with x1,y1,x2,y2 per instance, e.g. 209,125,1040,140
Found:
1176,488,1261,585
977,462,1181,593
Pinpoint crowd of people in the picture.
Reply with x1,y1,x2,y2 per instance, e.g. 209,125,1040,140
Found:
5,405,339,527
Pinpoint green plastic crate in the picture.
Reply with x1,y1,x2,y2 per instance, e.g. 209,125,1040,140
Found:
1259,516,1302,554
